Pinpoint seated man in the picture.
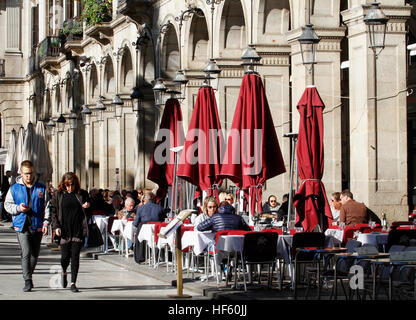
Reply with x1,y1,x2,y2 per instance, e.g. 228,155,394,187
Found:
132,191,165,263
339,189,368,227
197,203,250,233
117,197,136,220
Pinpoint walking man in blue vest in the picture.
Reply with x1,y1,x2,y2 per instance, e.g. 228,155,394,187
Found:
4,160,48,292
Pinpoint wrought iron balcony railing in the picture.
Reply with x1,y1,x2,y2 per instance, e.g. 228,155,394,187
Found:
38,36,61,62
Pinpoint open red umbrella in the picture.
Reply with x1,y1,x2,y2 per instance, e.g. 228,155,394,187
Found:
147,98,185,203
293,86,333,232
176,86,224,198
219,73,286,221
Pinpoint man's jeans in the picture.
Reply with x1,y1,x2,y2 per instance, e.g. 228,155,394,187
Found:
16,230,42,281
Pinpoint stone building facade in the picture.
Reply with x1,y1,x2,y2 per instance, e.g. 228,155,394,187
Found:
0,0,414,222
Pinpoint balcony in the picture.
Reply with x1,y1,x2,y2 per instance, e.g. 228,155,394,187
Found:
117,0,154,24
61,19,84,54
0,59,5,77
38,36,61,73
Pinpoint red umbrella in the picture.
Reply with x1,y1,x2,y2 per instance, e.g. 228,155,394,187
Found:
147,98,185,203
176,86,224,198
293,86,333,232
219,73,286,219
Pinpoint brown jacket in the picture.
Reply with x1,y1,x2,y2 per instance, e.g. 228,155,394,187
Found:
50,189,90,238
339,199,368,227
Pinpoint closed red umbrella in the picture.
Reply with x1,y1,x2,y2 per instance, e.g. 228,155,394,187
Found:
176,86,224,198
219,73,286,220
293,86,333,232
147,98,185,203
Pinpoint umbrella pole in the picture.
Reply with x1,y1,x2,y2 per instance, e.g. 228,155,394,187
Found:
285,133,298,230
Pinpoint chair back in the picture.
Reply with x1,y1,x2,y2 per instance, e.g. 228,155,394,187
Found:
291,232,325,260
391,221,413,229
345,239,362,253
386,229,416,252
107,216,118,234
261,228,283,235
242,232,278,263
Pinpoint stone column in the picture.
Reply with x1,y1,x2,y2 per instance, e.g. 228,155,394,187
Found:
341,3,411,220
38,0,46,41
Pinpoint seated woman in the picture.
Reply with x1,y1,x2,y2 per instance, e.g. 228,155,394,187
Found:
193,196,218,227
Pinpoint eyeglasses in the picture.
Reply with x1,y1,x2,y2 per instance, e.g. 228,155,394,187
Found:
207,206,217,209
225,198,232,201
270,200,277,203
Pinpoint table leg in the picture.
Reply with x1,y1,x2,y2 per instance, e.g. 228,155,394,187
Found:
389,265,393,301
317,257,321,300
372,263,377,300
334,257,338,300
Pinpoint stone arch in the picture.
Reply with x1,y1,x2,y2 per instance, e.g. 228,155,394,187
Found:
219,0,246,58
103,55,115,97
161,24,179,80
257,0,290,44
120,46,134,94
142,38,155,87
187,9,209,69
89,63,99,102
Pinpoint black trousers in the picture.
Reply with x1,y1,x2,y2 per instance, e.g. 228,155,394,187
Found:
61,241,83,283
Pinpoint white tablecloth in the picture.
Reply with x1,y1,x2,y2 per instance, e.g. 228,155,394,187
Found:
157,226,175,250
325,228,344,244
111,220,135,241
181,230,216,256
356,232,389,247
216,235,244,253
92,215,109,234
137,223,155,246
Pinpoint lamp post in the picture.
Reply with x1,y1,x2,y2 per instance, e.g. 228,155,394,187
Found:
204,0,222,88
364,2,388,186
173,5,203,100
298,0,320,84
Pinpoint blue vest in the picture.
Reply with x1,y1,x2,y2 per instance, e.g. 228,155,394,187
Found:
11,182,46,232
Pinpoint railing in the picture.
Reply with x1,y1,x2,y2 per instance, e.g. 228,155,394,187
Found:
62,18,83,40
0,59,5,77
38,36,60,62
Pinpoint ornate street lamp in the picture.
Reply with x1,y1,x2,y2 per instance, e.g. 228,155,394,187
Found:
298,0,320,71
131,86,144,115
364,2,389,57
364,2,388,184
172,70,188,100
81,105,92,126
46,118,56,134
56,113,66,133
112,94,124,119
96,96,106,122
241,44,262,74
153,78,167,106
68,111,78,130
298,24,320,70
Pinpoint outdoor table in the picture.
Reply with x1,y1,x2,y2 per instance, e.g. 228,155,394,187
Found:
294,247,347,300
92,215,109,253
137,223,158,266
367,256,416,300
110,219,134,257
333,252,389,300
356,232,389,251
181,230,216,256
216,235,245,289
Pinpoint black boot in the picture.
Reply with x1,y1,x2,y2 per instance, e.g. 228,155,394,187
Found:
23,280,32,292
61,273,68,288
70,283,79,292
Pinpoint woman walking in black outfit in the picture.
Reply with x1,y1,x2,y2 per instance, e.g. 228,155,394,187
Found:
51,172,90,292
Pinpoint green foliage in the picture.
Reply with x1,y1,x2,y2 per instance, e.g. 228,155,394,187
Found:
82,0,112,27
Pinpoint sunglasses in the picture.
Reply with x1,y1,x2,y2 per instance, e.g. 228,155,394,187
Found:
207,206,217,209
65,182,74,187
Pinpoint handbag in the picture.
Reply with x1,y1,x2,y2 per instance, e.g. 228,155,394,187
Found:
87,218,104,248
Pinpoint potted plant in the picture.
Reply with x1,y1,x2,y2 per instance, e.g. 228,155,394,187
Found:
82,0,112,27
